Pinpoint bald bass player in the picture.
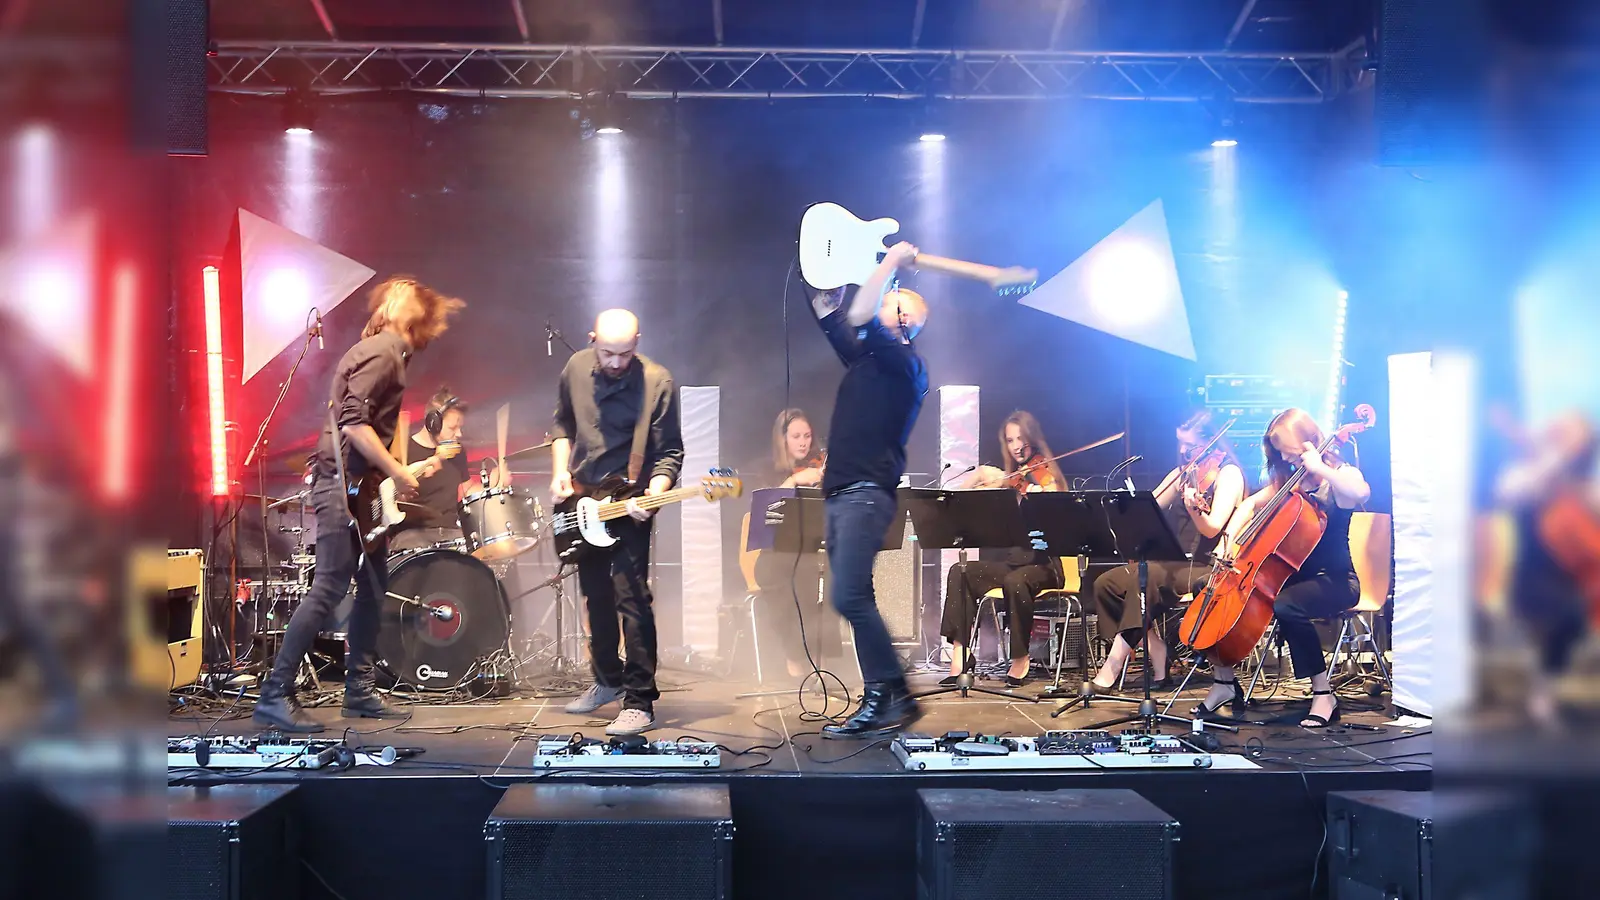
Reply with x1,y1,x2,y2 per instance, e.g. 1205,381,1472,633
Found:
550,309,684,737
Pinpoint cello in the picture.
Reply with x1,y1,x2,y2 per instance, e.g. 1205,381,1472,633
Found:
1179,405,1377,666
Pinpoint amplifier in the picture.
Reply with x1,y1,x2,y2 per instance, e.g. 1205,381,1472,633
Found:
486,784,733,900
1202,374,1309,406
875,512,921,644
1327,790,1536,900
917,788,1177,900
167,785,300,900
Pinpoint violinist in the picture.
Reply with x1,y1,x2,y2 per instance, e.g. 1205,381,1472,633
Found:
1195,408,1370,729
753,408,838,677
1494,409,1600,729
938,411,1066,687
1089,410,1245,692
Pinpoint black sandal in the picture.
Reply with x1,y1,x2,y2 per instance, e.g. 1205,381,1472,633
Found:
1300,689,1341,728
1192,677,1239,718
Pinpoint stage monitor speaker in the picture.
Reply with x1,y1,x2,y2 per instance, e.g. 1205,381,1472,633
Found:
485,784,733,900
1327,789,1536,900
918,788,1177,900
875,512,920,644
0,782,165,900
167,785,300,900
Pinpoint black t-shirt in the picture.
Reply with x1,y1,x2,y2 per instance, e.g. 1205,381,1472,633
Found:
314,332,410,480
394,435,470,531
816,309,927,495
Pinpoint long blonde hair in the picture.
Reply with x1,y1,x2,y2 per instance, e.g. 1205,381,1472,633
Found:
772,408,815,474
362,276,465,348
999,410,1064,486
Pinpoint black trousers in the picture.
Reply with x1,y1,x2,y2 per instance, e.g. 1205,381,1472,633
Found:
1272,572,1360,679
271,476,384,688
940,560,1061,660
1093,562,1210,642
577,517,658,711
753,549,837,663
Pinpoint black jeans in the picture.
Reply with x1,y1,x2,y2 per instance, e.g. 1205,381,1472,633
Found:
1274,572,1360,679
577,517,659,711
940,560,1061,659
824,484,903,686
1093,561,1210,642
271,476,384,687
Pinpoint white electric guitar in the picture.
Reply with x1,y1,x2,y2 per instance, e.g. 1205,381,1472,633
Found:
798,202,1037,296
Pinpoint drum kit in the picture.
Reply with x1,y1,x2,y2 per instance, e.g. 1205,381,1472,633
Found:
241,443,575,693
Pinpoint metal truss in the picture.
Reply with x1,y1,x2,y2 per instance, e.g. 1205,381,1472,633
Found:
209,41,1370,104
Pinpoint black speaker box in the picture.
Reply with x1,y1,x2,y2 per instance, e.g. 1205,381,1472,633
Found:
167,785,300,900
485,784,733,900
0,781,165,900
917,788,1178,900
1327,789,1536,900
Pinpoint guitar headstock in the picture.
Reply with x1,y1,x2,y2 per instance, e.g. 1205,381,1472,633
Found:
701,468,744,501
990,267,1038,297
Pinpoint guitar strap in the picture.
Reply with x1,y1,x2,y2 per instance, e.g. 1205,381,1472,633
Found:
625,362,653,485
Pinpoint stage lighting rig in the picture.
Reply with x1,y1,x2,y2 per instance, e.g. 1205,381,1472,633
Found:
282,88,316,135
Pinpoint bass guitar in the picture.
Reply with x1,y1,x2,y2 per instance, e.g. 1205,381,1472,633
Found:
1178,405,1377,666
349,454,447,553
799,202,1037,296
552,469,743,563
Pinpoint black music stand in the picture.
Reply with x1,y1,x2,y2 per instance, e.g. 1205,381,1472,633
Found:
1018,491,1121,699
900,488,1040,703
1050,492,1237,734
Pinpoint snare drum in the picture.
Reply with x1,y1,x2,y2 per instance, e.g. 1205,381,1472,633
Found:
458,487,542,560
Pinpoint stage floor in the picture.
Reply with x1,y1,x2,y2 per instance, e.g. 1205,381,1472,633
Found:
168,665,1432,778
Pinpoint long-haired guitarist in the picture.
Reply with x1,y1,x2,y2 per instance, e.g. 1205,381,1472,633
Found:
1194,408,1370,729
253,276,464,733
550,308,684,737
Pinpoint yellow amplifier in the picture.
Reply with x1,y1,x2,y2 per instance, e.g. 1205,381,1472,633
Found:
129,548,206,690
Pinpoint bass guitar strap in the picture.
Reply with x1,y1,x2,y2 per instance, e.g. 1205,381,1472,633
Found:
625,364,653,486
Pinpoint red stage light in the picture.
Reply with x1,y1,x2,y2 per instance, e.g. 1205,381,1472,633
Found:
203,265,231,496
102,262,137,501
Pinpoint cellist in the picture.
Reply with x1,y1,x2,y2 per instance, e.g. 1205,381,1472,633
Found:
1195,408,1370,728
938,410,1066,688
1494,409,1600,730
1089,410,1245,691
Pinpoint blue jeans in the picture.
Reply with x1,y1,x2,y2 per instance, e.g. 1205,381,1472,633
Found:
824,484,903,686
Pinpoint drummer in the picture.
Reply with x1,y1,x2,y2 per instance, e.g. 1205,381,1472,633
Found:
391,387,510,552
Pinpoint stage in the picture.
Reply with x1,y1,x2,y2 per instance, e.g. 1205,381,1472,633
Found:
167,667,1431,900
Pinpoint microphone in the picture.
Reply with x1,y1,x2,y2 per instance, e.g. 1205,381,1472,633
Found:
934,464,974,487
1106,455,1142,490
481,459,492,487
431,605,455,621
312,309,324,350
546,321,553,357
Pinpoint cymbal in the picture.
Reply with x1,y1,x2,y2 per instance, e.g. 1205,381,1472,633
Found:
504,441,554,462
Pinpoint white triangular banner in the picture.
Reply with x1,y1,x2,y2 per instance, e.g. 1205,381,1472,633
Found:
1020,198,1195,361
238,209,376,382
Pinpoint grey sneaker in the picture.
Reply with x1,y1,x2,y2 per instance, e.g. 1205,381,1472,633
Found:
564,683,624,715
604,708,655,736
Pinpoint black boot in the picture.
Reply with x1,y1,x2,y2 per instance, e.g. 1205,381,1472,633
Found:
252,671,325,733
342,668,405,719
822,681,921,740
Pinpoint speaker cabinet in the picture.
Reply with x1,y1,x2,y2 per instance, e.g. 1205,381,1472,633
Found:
875,512,921,644
485,784,733,900
1327,790,1536,900
918,788,1177,900
167,785,299,900
165,0,210,156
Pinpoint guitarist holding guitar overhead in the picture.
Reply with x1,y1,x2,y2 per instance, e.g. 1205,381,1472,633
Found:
551,308,684,737
254,276,464,733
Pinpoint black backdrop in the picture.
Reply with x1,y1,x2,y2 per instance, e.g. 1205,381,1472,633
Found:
172,92,1385,648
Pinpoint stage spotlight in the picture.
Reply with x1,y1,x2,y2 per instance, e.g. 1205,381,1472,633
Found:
1211,138,1237,148
594,105,623,135
917,102,948,142
282,89,316,135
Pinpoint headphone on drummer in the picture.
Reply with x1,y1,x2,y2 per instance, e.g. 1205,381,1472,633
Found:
424,388,466,437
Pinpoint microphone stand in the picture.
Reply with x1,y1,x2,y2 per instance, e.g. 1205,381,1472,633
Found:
545,321,579,357
241,321,321,666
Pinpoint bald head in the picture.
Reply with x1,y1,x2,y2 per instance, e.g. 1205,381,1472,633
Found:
878,289,928,342
591,308,641,378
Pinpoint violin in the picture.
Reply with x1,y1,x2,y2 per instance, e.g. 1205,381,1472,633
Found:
1003,454,1060,493
1154,418,1235,515
1179,404,1377,666
793,449,827,475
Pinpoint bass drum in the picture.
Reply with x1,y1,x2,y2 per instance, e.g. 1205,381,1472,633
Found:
377,549,509,691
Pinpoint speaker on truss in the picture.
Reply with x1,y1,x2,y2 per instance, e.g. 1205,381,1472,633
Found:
164,0,210,156
1375,0,1487,167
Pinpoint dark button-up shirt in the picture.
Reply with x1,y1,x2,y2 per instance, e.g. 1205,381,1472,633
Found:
817,307,927,495
552,350,684,488
315,331,410,480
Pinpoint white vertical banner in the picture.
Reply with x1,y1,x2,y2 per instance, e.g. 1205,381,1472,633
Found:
938,385,981,653
1388,351,1472,719
679,386,722,654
